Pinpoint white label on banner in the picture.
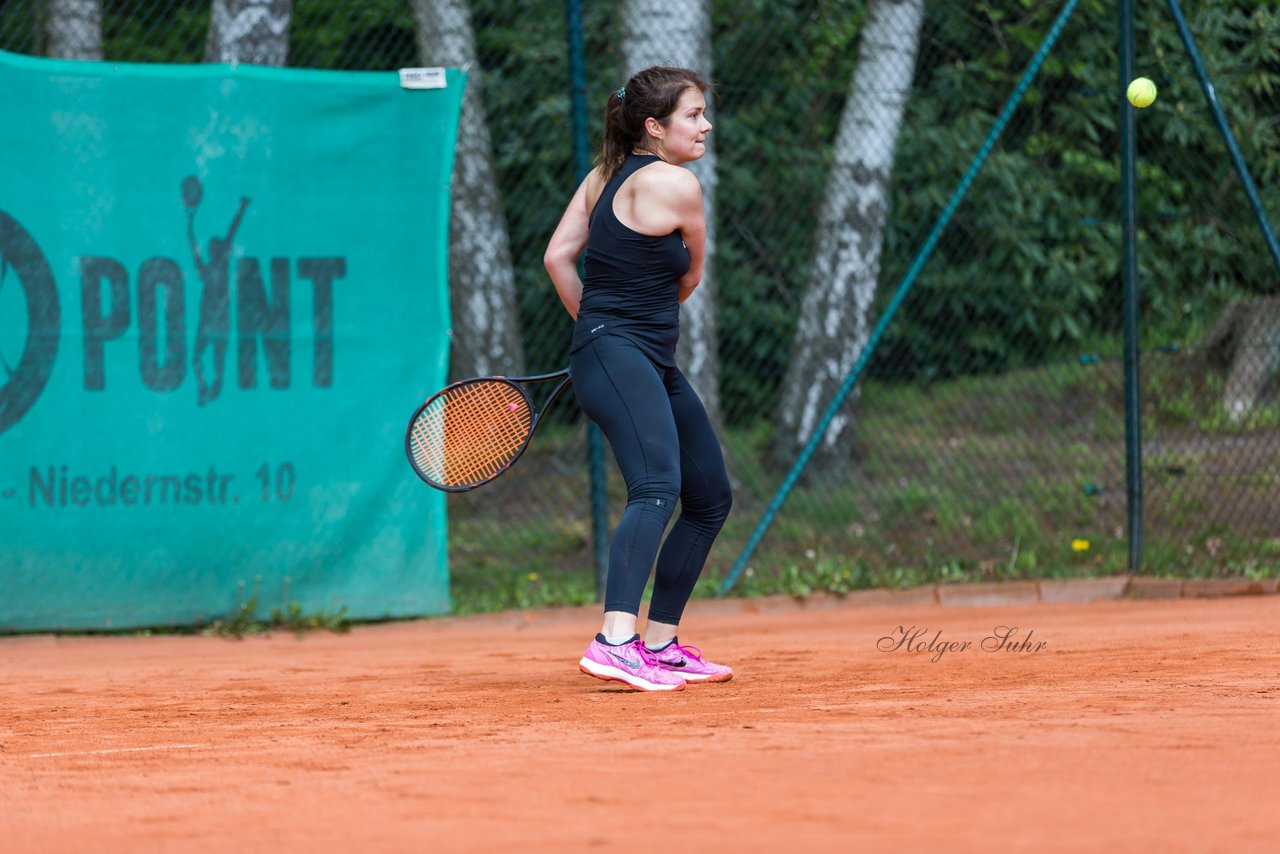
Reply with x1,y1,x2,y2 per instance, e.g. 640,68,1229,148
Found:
399,68,447,90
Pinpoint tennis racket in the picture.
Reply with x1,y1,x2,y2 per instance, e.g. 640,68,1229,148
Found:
405,368,573,492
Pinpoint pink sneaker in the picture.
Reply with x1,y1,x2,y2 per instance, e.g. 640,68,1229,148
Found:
649,638,733,683
579,635,686,692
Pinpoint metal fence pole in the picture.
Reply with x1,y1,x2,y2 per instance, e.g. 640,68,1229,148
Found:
1119,0,1145,573
565,0,610,599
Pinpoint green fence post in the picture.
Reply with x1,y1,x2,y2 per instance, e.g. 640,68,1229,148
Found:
565,0,610,599
1119,0,1145,573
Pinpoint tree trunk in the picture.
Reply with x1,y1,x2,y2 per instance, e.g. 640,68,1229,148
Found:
43,0,102,60
204,0,291,67
622,0,722,428
410,0,525,380
771,0,924,475
1202,296,1280,423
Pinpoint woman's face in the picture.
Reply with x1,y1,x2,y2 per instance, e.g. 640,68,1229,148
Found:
657,87,712,163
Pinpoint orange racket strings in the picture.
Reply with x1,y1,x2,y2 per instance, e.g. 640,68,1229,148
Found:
408,381,533,487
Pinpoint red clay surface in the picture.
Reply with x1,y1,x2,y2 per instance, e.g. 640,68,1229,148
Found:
2,594,1278,851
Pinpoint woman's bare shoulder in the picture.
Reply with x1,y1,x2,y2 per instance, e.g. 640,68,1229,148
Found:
635,161,701,200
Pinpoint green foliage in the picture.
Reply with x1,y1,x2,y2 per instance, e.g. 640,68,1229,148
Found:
288,0,418,71
102,0,208,63
450,566,597,614
872,2,1280,386
711,0,867,417
0,0,37,54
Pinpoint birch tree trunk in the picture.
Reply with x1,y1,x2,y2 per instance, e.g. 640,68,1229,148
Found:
43,0,102,60
623,0,722,428
204,0,291,66
772,0,924,475
411,0,525,379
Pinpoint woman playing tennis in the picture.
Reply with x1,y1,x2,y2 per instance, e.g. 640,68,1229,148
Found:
544,66,734,692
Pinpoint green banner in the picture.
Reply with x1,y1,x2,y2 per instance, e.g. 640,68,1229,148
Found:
0,51,463,631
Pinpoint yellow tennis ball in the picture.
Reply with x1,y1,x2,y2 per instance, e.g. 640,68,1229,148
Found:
1127,77,1157,108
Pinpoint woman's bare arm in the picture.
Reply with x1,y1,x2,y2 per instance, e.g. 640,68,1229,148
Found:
543,171,601,320
664,168,706,304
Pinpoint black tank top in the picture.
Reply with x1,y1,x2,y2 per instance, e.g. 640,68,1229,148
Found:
569,154,690,368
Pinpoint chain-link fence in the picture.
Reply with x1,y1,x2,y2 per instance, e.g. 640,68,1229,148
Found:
5,0,1279,612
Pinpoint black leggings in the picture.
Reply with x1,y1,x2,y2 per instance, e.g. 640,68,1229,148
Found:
570,335,732,624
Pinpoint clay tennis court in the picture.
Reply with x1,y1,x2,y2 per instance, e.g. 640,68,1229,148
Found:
3,588,1277,851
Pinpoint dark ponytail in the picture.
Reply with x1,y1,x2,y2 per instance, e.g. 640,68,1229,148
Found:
598,66,711,182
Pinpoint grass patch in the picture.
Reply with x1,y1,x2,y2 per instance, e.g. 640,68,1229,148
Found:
204,577,350,638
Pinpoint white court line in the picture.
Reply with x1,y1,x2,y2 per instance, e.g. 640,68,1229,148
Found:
24,743,212,759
